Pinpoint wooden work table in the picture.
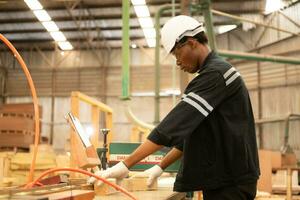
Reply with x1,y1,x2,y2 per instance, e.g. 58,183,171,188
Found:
94,188,185,200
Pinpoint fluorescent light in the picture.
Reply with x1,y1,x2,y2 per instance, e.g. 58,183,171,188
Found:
134,5,150,17
50,31,66,41
138,17,154,28
33,10,51,21
217,25,237,34
42,21,59,32
265,0,282,14
146,38,156,48
143,28,156,38
25,0,73,50
131,0,155,48
24,0,43,10
131,0,146,5
58,41,73,50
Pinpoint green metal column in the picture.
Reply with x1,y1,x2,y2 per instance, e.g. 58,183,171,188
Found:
154,6,168,124
121,0,130,100
199,0,217,51
154,5,179,124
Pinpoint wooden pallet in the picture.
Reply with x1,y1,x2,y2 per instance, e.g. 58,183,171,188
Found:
0,103,42,149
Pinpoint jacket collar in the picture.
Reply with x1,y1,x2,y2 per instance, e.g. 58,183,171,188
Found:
198,50,217,73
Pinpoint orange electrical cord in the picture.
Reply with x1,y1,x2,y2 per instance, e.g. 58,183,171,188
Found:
25,167,138,200
0,34,40,183
0,35,137,200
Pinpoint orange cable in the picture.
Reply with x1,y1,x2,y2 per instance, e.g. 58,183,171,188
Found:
24,167,138,200
0,34,40,183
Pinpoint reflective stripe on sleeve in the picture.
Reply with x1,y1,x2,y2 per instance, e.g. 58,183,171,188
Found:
188,92,213,111
223,67,236,79
182,98,209,116
224,67,240,86
226,72,240,86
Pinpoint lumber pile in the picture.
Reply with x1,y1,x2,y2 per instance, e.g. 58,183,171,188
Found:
0,151,15,187
94,172,158,196
9,152,56,185
0,103,42,149
258,149,299,194
272,170,300,194
0,145,70,186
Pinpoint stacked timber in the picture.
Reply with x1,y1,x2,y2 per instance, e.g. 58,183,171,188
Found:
0,151,15,187
0,103,42,149
0,145,70,186
9,149,56,185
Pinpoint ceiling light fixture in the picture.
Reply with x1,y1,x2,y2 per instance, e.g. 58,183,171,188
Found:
24,0,43,10
131,0,156,48
265,0,282,14
133,5,150,17
33,10,51,21
142,28,156,38
42,21,59,32
138,17,154,28
50,31,66,42
131,0,146,6
24,0,73,50
58,41,73,51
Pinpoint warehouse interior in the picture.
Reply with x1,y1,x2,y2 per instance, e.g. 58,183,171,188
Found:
0,0,300,199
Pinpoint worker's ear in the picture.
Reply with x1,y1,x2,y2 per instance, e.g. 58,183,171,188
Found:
188,38,197,49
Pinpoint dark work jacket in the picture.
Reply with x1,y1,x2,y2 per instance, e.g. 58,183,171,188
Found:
148,51,260,192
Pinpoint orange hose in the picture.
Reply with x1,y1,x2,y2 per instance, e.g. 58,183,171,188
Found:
0,34,40,183
25,167,137,200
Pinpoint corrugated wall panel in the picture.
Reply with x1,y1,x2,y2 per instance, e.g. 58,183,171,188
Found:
6,67,105,97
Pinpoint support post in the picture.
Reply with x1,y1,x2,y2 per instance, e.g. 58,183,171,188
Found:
121,0,130,100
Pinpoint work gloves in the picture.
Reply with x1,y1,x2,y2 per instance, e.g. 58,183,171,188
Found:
87,162,163,187
134,165,163,187
87,162,129,185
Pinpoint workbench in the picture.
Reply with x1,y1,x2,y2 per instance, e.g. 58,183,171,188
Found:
94,188,185,200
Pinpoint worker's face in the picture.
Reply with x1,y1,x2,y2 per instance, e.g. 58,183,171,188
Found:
171,39,200,73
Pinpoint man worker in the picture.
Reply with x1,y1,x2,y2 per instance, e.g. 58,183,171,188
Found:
89,15,260,200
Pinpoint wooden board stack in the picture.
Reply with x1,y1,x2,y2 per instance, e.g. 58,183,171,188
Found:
0,103,42,149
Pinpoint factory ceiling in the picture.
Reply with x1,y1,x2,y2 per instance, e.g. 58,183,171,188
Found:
0,0,285,51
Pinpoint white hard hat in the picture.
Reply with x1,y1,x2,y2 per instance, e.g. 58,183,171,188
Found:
161,15,204,54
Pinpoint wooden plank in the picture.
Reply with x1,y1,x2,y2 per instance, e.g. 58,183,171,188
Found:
70,95,79,177
105,112,113,160
7,189,95,200
0,103,42,116
0,117,35,131
38,174,68,185
91,106,100,148
0,157,4,181
258,150,273,193
0,133,34,148
94,178,118,196
93,188,180,200
121,177,157,192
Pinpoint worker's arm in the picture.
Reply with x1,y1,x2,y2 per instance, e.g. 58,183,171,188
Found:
88,139,162,184
143,147,183,186
158,147,183,169
123,139,163,168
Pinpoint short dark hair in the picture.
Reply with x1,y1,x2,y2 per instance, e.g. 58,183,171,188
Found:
193,32,208,44
170,32,208,53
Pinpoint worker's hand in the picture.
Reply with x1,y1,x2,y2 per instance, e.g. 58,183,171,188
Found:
145,165,163,187
133,165,163,187
87,162,129,185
